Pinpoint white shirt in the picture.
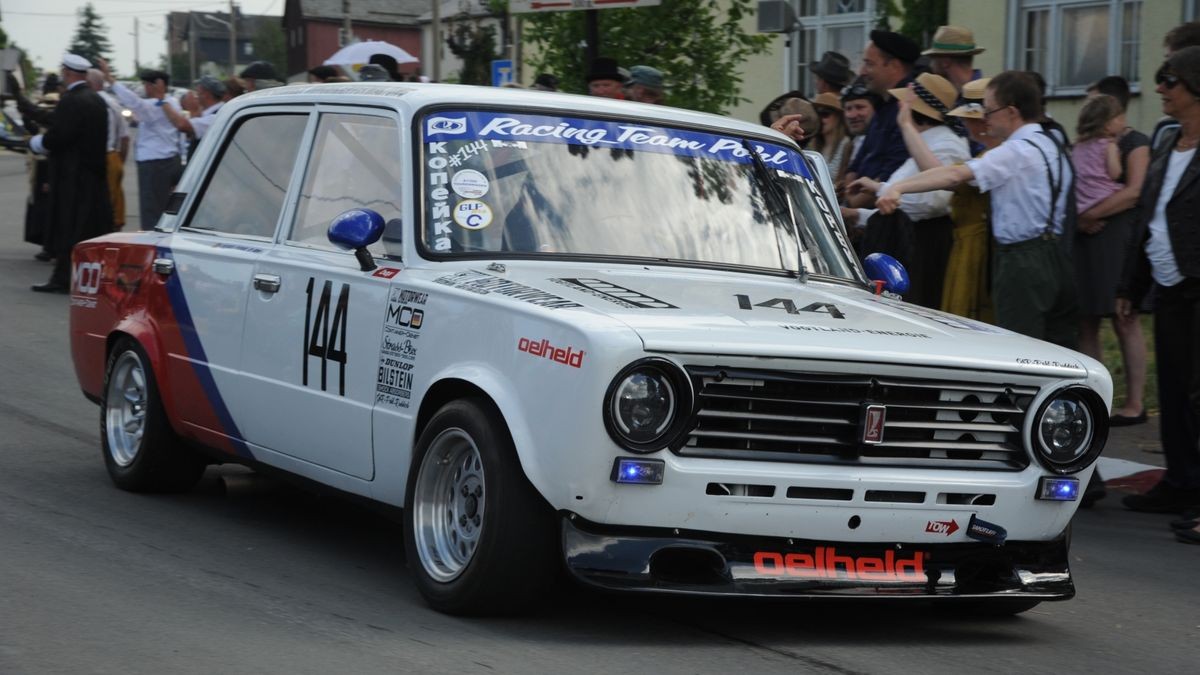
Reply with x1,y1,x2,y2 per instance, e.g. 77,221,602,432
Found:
98,90,129,153
190,102,223,140
109,81,182,161
858,125,970,224
1145,147,1194,287
849,135,866,165
967,123,1073,244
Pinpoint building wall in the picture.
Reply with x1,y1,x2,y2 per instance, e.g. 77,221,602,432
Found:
949,0,1186,138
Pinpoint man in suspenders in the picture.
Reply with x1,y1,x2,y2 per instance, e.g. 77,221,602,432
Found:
875,71,1079,348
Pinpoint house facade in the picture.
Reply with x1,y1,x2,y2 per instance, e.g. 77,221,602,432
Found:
166,11,278,82
283,0,427,79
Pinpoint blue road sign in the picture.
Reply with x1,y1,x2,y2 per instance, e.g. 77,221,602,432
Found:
491,59,514,87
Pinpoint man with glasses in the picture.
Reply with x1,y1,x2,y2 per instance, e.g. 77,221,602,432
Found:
874,71,1078,348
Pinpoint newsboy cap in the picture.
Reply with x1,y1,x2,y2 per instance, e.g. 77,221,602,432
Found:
870,30,921,64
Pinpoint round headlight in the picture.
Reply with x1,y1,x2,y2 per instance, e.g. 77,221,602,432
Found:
603,359,692,452
1031,387,1107,474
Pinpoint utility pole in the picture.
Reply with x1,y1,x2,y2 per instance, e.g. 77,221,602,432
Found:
230,1,238,76
341,0,352,46
431,0,440,81
133,17,140,73
189,13,197,84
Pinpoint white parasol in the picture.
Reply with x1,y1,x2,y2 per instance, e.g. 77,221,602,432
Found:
323,40,419,67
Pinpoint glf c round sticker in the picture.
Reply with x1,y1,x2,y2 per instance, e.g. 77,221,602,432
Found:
453,200,493,230
451,169,490,198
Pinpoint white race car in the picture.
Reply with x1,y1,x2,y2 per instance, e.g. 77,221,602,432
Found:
69,83,1111,615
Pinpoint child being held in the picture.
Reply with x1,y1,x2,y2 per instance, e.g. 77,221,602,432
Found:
1071,94,1127,213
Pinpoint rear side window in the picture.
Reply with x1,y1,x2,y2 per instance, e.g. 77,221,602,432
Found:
185,114,308,238
289,113,404,255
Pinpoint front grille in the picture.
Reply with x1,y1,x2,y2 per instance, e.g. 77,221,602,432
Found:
680,367,1038,470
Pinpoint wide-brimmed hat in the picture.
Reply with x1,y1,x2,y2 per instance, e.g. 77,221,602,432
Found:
808,51,852,88
812,92,842,112
961,77,991,101
947,78,991,119
922,25,985,57
888,72,958,121
586,57,626,84
947,101,985,119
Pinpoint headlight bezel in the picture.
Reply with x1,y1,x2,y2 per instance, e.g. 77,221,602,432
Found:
1029,385,1108,474
603,358,693,453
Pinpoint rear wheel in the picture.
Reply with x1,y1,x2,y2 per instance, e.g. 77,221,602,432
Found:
101,337,205,492
404,398,556,615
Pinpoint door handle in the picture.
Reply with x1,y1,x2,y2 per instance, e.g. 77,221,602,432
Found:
152,258,174,276
253,274,282,293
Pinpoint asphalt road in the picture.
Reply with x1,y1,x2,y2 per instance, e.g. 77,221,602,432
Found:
0,150,1196,674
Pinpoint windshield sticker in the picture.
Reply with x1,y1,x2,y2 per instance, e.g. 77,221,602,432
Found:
422,111,812,177
550,278,678,309
451,169,490,198
781,324,931,339
453,200,493,230
376,288,427,410
447,140,491,168
428,142,452,251
434,270,583,309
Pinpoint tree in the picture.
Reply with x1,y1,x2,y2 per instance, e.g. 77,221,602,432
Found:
521,0,772,114
0,24,37,87
877,0,948,47
67,3,113,65
446,13,501,86
251,20,286,76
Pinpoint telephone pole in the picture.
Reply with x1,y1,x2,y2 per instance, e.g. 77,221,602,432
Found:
431,0,440,81
341,0,353,46
133,17,140,72
230,1,238,76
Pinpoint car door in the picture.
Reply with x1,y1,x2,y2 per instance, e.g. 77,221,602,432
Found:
162,111,312,449
236,108,406,480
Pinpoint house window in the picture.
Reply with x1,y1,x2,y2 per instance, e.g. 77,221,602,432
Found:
789,0,876,94
1013,0,1142,95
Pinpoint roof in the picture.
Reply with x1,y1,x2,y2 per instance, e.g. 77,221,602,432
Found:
167,11,279,40
417,0,495,22
295,0,430,24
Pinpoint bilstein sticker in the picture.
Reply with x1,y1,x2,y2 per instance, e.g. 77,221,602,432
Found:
451,169,490,198
453,200,493,230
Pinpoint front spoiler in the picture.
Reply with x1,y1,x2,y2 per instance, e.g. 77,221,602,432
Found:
562,515,1074,600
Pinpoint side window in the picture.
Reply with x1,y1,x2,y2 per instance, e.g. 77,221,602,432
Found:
185,114,308,238
289,113,404,255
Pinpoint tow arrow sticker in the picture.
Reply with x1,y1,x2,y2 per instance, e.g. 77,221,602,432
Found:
925,519,959,536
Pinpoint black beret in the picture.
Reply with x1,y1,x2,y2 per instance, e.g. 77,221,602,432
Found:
139,69,170,84
239,61,278,81
870,30,921,64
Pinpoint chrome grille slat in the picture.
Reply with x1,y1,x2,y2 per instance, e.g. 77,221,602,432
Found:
680,367,1035,471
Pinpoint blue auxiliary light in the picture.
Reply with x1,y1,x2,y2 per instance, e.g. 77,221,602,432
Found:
1037,476,1080,501
611,457,665,485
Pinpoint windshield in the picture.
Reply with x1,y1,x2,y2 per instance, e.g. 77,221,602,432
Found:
418,110,861,280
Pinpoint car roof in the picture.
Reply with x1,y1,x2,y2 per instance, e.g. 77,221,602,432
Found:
226,82,788,142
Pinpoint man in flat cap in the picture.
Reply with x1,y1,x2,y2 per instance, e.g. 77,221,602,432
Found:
845,30,920,196
99,58,183,231
26,54,113,293
809,51,852,96
161,76,226,158
627,65,666,104
239,61,283,91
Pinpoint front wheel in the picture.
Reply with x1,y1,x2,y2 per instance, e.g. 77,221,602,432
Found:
404,398,556,615
101,337,205,492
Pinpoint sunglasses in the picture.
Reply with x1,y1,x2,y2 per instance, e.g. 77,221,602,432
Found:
817,109,837,119
1155,65,1181,89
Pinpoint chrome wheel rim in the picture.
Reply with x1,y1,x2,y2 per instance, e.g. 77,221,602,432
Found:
105,351,147,467
412,428,486,583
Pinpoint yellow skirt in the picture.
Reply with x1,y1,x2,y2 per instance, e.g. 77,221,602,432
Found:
941,219,993,322
106,151,125,230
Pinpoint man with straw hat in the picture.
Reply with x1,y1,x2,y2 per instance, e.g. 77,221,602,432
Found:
923,25,986,95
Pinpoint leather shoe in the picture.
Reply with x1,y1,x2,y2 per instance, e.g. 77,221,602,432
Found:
1169,518,1198,531
30,282,69,294
1175,528,1200,544
1122,481,1200,513
33,250,53,262
1109,411,1147,426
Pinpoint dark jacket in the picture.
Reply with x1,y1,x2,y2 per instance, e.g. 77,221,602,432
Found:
40,82,113,256
846,74,914,181
1119,127,1200,302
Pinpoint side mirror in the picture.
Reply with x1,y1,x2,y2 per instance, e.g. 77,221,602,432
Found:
863,252,910,295
328,209,384,272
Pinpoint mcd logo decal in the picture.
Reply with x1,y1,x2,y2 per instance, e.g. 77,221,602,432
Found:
517,337,584,368
753,547,926,582
74,261,102,295
386,303,424,330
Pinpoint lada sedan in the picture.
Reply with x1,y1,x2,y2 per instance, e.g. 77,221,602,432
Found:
69,83,1111,615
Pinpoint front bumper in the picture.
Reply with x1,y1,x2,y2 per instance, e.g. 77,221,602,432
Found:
562,515,1073,600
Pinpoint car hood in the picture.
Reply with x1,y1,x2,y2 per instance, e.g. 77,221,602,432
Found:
470,264,1092,380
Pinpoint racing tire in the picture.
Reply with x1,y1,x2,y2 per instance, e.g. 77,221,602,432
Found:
101,337,205,493
404,398,557,615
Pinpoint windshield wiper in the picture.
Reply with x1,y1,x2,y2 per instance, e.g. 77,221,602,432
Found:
742,139,807,280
